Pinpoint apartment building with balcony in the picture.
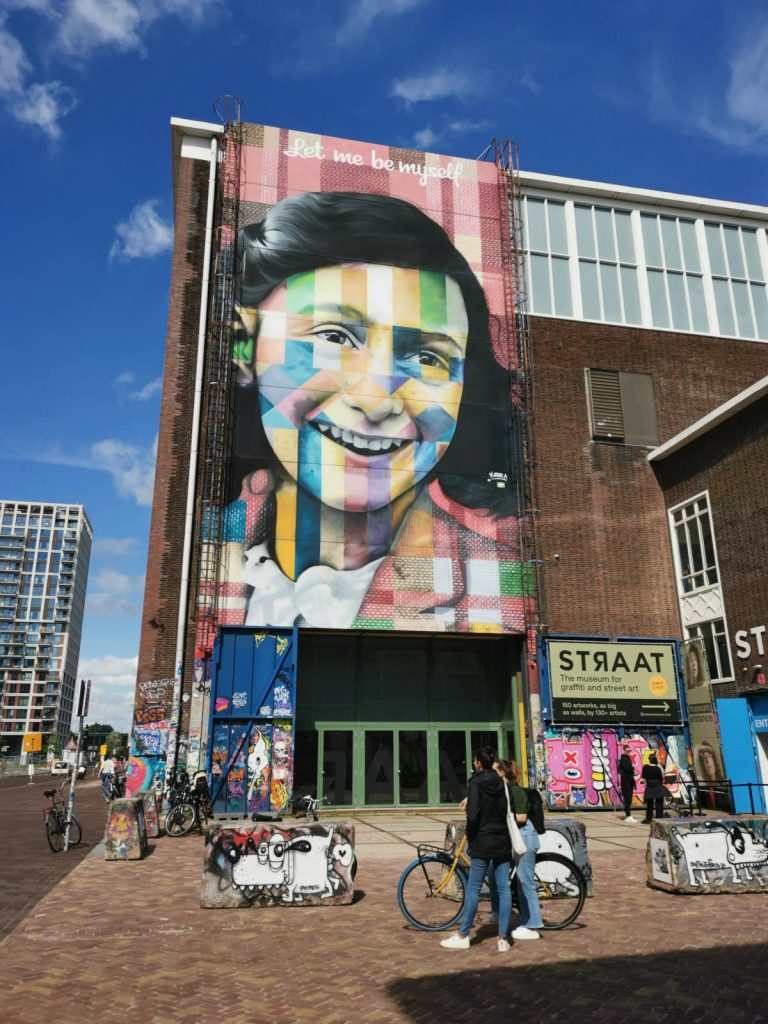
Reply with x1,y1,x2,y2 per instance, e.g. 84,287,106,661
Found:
0,501,92,755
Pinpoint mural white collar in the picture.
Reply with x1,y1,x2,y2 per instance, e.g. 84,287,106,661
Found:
242,542,383,628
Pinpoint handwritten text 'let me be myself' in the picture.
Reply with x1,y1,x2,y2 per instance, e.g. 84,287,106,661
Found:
284,138,465,187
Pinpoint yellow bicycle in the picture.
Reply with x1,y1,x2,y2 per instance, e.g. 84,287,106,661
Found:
397,833,587,931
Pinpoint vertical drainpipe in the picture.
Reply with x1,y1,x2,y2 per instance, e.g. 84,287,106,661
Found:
166,132,219,788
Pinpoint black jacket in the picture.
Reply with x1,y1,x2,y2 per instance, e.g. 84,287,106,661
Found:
464,769,512,860
641,763,665,800
618,754,635,788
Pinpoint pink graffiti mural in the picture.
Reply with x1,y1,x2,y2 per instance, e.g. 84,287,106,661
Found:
545,729,689,809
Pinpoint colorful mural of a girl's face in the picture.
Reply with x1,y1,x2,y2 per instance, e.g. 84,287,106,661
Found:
244,262,469,513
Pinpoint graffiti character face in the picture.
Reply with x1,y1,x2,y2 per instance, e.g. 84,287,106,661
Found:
247,263,468,513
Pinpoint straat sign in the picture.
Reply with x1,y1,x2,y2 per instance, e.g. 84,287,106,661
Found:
546,639,682,725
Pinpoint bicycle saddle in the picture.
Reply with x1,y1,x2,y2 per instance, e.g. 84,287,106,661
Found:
44,789,56,797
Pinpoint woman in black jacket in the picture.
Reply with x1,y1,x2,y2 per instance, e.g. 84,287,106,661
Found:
440,747,518,952
641,753,666,823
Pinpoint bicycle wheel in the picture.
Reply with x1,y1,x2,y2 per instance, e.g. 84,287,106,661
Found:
397,856,467,931
165,802,197,837
67,815,83,846
46,813,64,853
533,853,587,930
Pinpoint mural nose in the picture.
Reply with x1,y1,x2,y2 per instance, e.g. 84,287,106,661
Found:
342,381,404,422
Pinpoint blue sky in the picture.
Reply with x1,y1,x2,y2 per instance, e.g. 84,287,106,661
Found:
1,0,767,732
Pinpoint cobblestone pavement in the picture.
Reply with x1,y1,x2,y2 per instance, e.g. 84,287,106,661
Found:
0,775,108,941
1,809,767,1023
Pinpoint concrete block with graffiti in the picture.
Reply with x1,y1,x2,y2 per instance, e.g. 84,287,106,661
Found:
201,822,356,908
105,797,149,861
647,817,768,894
544,727,690,810
445,817,593,895
139,790,161,838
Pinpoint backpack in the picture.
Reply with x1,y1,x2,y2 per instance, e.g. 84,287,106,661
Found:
524,787,547,835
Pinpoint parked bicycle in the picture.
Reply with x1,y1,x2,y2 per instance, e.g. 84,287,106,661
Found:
397,832,587,932
292,793,329,821
165,771,212,837
43,782,83,853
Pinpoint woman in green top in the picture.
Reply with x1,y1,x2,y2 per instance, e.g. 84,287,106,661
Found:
495,759,544,940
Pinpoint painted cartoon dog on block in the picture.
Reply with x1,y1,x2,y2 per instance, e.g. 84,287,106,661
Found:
207,824,355,905
671,822,768,887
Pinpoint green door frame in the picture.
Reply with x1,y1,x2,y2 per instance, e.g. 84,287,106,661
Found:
316,722,509,807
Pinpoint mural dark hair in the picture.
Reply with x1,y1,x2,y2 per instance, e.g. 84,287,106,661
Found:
231,191,517,516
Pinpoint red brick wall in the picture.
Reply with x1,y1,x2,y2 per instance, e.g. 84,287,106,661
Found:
652,394,768,692
137,155,211,683
529,316,768,639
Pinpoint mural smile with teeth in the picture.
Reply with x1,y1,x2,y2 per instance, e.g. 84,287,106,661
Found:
313,422,407,454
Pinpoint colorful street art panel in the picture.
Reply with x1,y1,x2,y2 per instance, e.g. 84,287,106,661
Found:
191,122,529,658
647,817,768,894
201,821,356,908
126,754,166,798
130,678,174,760
544,728,691,810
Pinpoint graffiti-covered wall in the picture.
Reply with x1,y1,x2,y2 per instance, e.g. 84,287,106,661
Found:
127,678,174,796
544,727,690,810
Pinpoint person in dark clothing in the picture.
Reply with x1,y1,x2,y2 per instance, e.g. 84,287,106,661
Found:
441,747,517,952
618,745,637,823
641,753,665,823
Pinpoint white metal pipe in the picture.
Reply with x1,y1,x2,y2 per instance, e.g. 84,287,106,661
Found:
167,133,219,785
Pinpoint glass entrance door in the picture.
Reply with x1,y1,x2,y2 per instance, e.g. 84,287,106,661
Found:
317,724,503,807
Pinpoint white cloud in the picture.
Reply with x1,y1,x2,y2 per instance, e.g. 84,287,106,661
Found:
413,126,438,149
6,434,157,506
86,568,145,616
649,23,768,151
337,0,425,45
0,0,220,142
14,80,77,141
413,117,491,150
75,654,137,732
128,376,162,401
92,536,138,556
520,73,541,94
109,199,173,261
391,67,477,104
113,370,135,385
90,436,157,505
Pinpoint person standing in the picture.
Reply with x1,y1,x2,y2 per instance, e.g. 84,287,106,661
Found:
641,753,665,823
440,747,514,953
618,745,637,823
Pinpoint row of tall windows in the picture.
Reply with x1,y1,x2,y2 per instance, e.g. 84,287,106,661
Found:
523,195,768,341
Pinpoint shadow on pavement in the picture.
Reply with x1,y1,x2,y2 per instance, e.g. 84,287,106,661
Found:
386,942,768,1022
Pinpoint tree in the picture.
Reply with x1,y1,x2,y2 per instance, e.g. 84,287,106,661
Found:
105,731,128,757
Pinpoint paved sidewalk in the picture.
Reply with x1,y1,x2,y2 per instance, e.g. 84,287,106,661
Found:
2,808,767,1023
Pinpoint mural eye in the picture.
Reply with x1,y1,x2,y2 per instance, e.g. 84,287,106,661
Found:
312,325,358,348
333,843,354,867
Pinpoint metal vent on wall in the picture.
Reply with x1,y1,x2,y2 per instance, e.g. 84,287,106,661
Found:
587,368,625,440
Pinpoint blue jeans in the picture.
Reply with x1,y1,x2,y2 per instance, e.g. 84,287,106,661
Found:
515,821,543,929
459,855,511,938
101,773,112,800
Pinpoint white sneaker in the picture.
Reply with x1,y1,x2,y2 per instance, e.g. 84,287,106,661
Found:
497,938,510,952
512,926,540,941
624,815,638,824
440,933,470,950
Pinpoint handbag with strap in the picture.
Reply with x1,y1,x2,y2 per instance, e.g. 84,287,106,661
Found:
504,781,528,858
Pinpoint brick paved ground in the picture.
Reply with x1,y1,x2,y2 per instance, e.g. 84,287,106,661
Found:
1,810,767,1023
0,775,109,941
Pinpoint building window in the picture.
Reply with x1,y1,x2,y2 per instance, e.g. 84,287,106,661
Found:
686,619,733,682
585,369,659,445
524,197,572,317
704,222,768,339
670,496,718,593
641,214,708,333
575,204,641,325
